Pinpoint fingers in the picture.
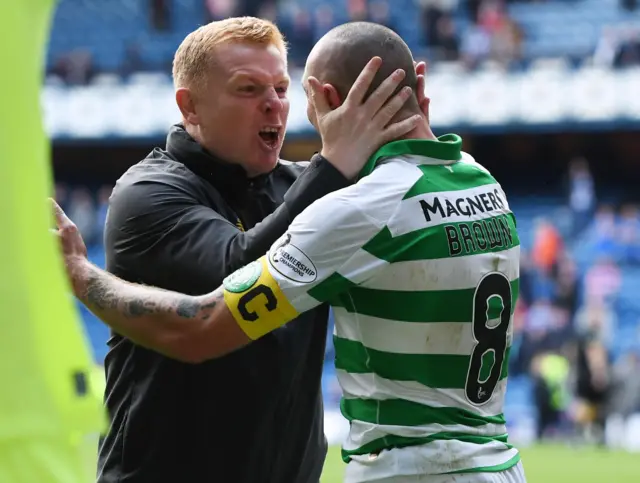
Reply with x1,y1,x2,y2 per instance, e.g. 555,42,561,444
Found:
49,197,76,233
343,57,383,107
420,97,431,123
360,67,406,116
372,86,413,128
380,115,422,145
415,61,427,77
49,198,69,227
416,74,427,109
307,76,331,118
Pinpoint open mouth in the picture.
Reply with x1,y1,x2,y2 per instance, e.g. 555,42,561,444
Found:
259,126,281,149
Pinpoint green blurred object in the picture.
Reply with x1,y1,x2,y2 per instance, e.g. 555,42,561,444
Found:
0,1,105,482
539,353,571,411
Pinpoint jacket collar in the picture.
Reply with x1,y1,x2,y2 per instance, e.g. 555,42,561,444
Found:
165,124,273,197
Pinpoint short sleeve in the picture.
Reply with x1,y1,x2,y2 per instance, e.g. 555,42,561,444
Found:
265,192,386,313
222,160,423,333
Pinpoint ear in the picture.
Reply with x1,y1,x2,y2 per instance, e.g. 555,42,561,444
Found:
176,87,199,125
322,83,343,110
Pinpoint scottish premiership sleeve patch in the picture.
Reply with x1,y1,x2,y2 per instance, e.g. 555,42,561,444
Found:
223,260,262,293
269,234,317,284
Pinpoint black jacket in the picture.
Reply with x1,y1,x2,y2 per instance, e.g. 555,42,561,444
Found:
98,125,349,483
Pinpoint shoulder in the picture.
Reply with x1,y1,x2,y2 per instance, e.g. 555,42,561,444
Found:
109,149,204,218
297,157,423,230
459,151,493,177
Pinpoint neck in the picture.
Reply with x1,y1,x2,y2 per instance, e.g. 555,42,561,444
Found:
393,112,437,142
401,120,437,141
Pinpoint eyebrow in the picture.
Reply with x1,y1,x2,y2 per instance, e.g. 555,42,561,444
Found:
230,73,290,85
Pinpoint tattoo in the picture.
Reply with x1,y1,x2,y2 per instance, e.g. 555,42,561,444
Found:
83,264,225,324
125,298,158,317
85,273,118,311
176,299,200,319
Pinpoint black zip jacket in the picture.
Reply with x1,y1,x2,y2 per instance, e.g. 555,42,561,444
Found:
98,125,349,483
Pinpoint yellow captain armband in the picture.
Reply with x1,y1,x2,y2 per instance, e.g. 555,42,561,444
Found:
223,257,299,340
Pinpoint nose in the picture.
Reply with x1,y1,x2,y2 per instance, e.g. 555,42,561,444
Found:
262,87,284,115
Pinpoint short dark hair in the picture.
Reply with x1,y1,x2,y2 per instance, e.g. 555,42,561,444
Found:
314,22,418,107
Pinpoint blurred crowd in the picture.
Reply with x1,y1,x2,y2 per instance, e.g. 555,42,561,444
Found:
508,158,640,445
54,183,113,247
48,0,640,86
49,0,528,84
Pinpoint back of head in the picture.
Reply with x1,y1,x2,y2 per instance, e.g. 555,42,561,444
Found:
308,22,417,107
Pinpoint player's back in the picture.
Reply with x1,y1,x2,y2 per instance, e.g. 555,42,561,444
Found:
331,137,521,481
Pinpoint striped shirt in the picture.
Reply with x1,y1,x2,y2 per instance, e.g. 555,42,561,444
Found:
263,135,521,481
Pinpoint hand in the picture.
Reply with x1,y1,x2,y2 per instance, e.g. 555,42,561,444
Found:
414,61,431,122
308,57,422,180
49,198,89,295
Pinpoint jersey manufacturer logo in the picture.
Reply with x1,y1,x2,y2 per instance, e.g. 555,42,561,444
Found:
223,260,262,293
270,234,317,284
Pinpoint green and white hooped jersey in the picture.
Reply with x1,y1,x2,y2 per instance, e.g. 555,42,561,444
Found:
263,134,520,479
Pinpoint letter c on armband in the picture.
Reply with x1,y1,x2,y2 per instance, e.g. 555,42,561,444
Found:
223,257,299,340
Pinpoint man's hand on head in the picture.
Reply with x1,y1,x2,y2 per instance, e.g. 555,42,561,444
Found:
414,61,430,122
308,56,422,180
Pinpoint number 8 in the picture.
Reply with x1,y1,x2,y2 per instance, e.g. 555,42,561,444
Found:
465,272,512,406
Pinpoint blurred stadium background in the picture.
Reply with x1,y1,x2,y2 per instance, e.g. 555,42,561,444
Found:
47,0,640,481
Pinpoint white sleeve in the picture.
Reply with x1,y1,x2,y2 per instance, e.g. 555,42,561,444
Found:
265,161,422,313
266,189,383,313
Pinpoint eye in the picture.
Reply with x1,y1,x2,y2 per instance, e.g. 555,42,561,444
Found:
239,85,257,93
276,86,288,94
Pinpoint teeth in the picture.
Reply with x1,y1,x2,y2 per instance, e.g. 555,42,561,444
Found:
260,127,279,133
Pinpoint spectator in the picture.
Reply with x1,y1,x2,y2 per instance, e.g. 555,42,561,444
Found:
619,203,640,264
593,26,621,68
518,249,536,306
585,204,619,259
95,185,113,242
368,0,395,31
491,17,523,70
283,7,315,68
50,49,95,85
121,42,146,77
615,26,640,68
460,21,492,69
347,0,368,22
516,299,567,374
205,0,238,21
567,157,596,238
236,0,271,17
433,15,461,61
531,352,571,441
584,257,622,306
575,298,617,349
418,0,458,47
54,182,70,213
573,331,612,445
151,0,170,31
531,218,563,275
314,4,337,40
553,254,579,322
477,0,506,36
67,187,97,245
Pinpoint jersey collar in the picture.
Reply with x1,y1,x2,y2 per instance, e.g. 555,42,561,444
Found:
358,134,463,180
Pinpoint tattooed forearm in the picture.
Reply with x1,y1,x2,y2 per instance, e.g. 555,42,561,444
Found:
73,259,227,359
82,264,221,321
